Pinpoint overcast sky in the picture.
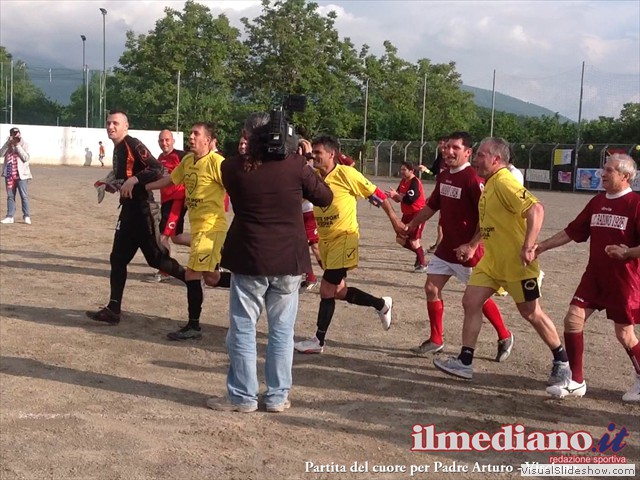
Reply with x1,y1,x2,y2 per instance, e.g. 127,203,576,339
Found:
1,0,638,119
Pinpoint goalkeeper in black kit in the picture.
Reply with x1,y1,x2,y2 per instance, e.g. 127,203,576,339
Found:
86,110,186,325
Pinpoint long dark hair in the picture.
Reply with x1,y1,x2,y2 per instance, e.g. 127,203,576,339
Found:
242,112,270,172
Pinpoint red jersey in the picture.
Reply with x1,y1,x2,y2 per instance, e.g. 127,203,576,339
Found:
427,163,484,266
565,189,640,310
337,152,355,167
397,176,425,215
159,149,186,202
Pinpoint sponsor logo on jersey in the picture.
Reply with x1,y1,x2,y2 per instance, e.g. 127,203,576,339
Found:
590,213,628,230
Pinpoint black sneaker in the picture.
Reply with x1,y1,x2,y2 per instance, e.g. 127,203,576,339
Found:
167,324,202,341
86,307,120,325
496,333,515,362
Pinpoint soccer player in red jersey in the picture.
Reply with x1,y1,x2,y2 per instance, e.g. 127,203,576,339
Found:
149,130,190,282
537,154,640,402
404,132,513,360
387,162,428,271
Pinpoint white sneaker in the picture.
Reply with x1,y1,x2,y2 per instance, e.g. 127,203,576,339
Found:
24,216,31,225
433,356,473,380
622,374,640,403
0,217,14,224
294,336,324,354
378,297,392,330
546,379,587,399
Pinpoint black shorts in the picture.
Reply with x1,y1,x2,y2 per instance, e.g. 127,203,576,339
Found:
322,268,348,285
159,199,187,236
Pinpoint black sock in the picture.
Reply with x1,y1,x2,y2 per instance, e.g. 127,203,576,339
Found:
344,287,385,311
315,298,336,346
458,347,475,366
186,280,203,325
551,345,568,363
216,271,231,288
106,300,121,314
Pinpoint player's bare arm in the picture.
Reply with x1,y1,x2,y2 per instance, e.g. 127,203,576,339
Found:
535,230,572,258
145,176,174,192
605,244,640,260
454,226,481,261
406,204,437,232
385,187,401,202
521,202,544,265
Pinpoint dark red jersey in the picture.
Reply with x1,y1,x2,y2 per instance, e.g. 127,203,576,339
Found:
565,189,640,312
427,163,484,266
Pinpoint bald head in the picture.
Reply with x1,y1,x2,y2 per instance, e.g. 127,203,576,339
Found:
158,129,175,155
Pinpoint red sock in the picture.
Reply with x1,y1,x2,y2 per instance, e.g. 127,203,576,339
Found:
413,246,426,266
626,341,640,375
564,331,584,383
427,300,444,345
482,299,510,340
306,271,317,283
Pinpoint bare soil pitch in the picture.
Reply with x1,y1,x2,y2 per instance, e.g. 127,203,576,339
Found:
0,166,637,480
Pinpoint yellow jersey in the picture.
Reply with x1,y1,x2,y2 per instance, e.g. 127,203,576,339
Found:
477,167,540,281
314,164,376,241
171,151,226,233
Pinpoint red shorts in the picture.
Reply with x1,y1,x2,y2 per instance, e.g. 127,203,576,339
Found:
303,211,319,244
224,193,230,213
159,199,187,237
570,270,639,325
401,212,425,241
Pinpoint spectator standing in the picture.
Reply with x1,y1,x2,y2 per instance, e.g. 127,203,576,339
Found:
1,127,32,225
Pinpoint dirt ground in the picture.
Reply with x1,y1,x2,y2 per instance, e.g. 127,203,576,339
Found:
0,165,637,480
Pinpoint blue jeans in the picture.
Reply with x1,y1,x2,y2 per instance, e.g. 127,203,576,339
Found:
5,179,29,218
226,274,301,409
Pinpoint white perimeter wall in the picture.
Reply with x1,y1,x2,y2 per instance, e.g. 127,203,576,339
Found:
0,124,184,167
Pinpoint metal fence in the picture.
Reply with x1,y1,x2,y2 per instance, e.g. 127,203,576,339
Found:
338,140,640,192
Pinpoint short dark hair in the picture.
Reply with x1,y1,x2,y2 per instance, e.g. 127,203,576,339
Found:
193,122,216,139
401,161,415,171
447,131,472,149
108,109,128,121
311,135,340,155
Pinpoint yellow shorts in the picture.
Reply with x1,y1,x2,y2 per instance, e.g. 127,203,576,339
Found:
187,229,226,272
319,233,359,271
469,268,541,304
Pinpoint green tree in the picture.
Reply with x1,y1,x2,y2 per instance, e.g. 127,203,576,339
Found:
0,47,61,125
108,0,246,140
614,102,640,143
360,43,476,141
240,0,363,137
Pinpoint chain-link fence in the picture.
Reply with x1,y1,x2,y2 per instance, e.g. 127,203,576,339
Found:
339,139,640,192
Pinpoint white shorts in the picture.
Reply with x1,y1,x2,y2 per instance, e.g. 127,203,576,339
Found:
427,255,472,285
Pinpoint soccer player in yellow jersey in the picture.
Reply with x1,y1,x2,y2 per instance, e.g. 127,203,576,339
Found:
433,137,570,389
146,122,229,340
294,135,404,354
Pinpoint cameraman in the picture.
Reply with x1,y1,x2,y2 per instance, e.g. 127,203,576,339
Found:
206,112,333,413
1,127,32,224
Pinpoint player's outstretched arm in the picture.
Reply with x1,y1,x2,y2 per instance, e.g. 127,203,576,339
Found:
379,196,405,234
535,230,572,258
145,176,174,192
